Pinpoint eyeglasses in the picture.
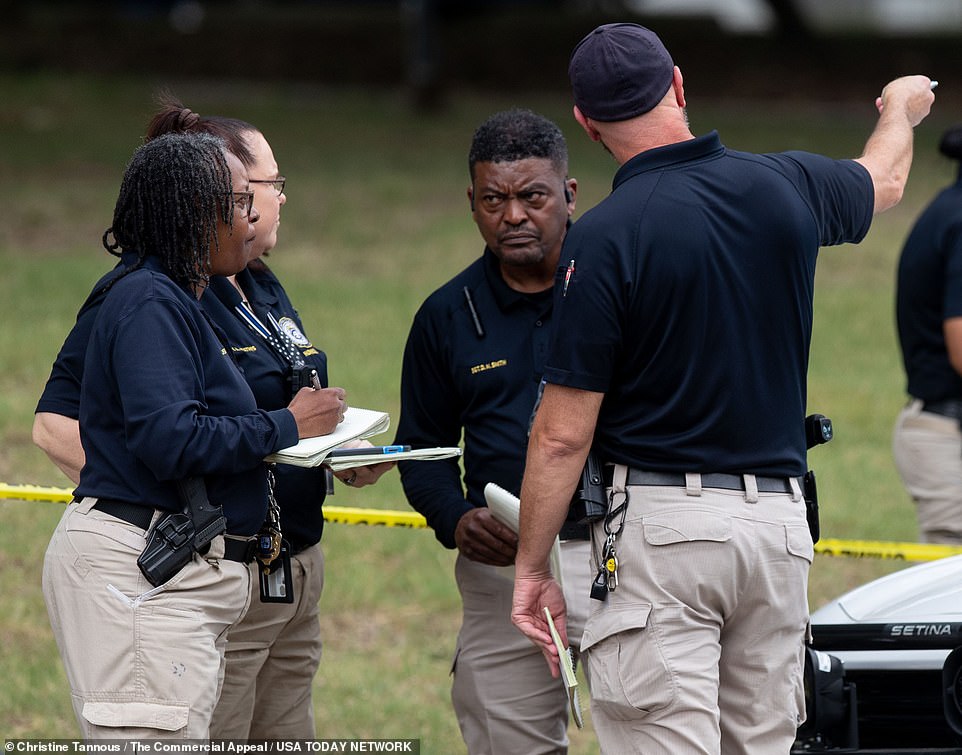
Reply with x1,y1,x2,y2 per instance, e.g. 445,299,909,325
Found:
249,177,286,196
229,191,255,217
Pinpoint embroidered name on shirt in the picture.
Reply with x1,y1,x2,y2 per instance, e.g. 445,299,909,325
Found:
232,345,258,353
471,359,507,375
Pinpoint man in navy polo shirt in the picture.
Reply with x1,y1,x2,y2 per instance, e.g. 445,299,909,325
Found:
395,109,592,754
893,124,962,546
511,23,935,754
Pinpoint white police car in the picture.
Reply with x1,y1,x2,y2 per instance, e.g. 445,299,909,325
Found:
793,554,962,752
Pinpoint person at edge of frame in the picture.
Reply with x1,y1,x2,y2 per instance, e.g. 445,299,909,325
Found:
893,123,962,546
41,132,349,739
511,22,934,755
393,108,594,755
33,97,394,739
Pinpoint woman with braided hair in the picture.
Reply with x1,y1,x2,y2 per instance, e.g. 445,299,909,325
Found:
36,98,390,738
41,132,346,739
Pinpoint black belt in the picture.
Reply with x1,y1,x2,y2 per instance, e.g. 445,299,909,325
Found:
922,399,962,421
558,521,591,541
91,499,255,564
92,498,154,529
602,468,797,494
223,537,258,564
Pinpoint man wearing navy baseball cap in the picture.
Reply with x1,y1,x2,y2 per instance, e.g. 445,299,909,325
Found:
513,21,935,754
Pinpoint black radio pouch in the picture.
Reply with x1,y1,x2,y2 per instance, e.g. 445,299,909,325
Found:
137,477,227,587
568,451,608,525
803,470,820,544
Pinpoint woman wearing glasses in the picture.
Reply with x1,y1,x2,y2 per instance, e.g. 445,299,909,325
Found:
150,99,394,739
40,132,347,739
35,101,391,738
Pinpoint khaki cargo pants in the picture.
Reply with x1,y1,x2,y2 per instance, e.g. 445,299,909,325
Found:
42,497,250,739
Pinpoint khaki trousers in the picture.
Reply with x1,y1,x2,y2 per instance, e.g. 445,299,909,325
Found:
42,498,251,739
452,538,592,755
582,473,812,755
210,543,325,739
893,399,962,544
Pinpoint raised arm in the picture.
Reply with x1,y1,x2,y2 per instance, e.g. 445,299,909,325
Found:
855,75,935,214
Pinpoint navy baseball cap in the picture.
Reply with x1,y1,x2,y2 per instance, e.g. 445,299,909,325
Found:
569,23,674,122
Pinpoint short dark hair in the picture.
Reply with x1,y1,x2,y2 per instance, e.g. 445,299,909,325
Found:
103,132,233,292
468,109,568,179
145,91,257,168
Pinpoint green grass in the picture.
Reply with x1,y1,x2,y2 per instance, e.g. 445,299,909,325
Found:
0,72,956,748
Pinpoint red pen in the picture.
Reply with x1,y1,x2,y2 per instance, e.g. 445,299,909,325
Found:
563,259,575,297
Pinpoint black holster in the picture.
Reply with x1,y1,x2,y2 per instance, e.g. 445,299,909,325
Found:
568,451,608,525
803,469,820,544
137,477,227,587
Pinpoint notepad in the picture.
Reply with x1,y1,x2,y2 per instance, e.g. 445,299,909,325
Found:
544,606,584,729
483,482,563,584
265,407,391,467
324,446,462,471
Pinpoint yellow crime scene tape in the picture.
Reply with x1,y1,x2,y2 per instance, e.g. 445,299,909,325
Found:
814,537,962,562
0,482,428,529
3,482,962,561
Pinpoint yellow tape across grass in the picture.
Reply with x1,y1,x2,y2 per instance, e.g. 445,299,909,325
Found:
4,482,962,561
0,482,428,529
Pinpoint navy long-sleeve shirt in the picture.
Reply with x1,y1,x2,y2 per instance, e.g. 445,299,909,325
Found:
73,256,297,535
39,260,328,546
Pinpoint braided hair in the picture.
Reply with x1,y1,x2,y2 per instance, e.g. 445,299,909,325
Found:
103,132,233,293
468,108,568,180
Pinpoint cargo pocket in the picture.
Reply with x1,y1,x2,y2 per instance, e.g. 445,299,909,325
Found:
785,523,814,564
641,510,732,590
643,509,732,546
581,604,675,720
81,698,189,737
792,626,810,727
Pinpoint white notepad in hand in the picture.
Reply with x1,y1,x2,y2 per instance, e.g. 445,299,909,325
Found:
482,483,562,583
265,407,391,467
544,606,584,729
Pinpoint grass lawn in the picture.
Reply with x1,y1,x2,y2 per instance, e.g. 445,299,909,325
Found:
0,71,956,749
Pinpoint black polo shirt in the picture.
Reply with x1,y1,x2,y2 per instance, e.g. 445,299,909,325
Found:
394,248,552,548
896,171,962,402
74,256,297,535
545,131,873,477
